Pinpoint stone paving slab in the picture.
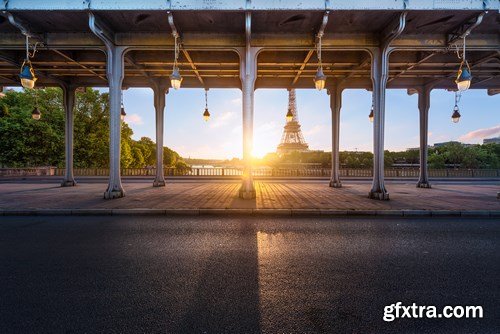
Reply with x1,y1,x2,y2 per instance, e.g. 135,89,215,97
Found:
0,181,498,216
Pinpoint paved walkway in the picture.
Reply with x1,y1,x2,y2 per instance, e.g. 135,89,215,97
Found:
0,180,498,212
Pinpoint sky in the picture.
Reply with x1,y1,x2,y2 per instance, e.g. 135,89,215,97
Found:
122,87,499,159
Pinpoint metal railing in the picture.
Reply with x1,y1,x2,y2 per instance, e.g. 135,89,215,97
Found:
1,167,499,178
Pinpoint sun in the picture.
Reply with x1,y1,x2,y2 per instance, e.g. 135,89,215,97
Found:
251,146,269,159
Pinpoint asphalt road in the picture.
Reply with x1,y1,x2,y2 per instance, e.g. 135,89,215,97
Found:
0,216,499,333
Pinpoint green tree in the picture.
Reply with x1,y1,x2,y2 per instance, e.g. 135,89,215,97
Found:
428,153,445,169
0,88,186,169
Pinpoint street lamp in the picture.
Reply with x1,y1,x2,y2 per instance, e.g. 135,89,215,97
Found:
19,36,37,89
451,105,461,123
455,36,472,92
120,92,126,121
456,61,472,92
286,108,293,122
368,105,374,123
170,35,183,90
203,89,210,121
31,107,41,120
31,89,41,120
313,33,326,91
120,105,126,121
451,92,461,123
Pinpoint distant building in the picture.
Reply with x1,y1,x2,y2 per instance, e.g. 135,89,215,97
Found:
433,141,474,148
483,137,500,144
433,141,461,147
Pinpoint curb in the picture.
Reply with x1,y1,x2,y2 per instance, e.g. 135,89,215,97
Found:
1,209,499,218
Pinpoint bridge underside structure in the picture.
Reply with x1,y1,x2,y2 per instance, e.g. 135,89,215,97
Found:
0,0,499,200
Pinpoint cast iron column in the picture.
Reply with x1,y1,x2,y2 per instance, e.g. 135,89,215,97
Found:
239,12,258,199
417,86,432,188
369,12,407,200
89,13,126,199
329,83,342,188
61,84,77,187
152,81,168,187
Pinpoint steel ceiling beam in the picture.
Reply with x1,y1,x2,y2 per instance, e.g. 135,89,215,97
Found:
0,11,43,40
291,50,314,86
167,11,205,86
425,51,499,88
0,51,67,86
447,12,486,47
51,49,107,82
2,0,498,10
290,11,329,86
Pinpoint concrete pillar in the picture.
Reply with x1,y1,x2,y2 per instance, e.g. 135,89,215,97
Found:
368,12,406,200
152,81,168,187
328,84,342,188
239,12,258,199
61,84,77,187
105,47,126,199
89,13,126,199
369,48,390,200
417,87,432,188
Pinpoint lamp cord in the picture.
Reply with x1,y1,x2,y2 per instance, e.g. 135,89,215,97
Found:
173,35,179,69
205,89,208,109
316,35,322,69
25,35,40,60
454,91,461,106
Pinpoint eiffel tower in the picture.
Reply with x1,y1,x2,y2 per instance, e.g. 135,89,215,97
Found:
277,89,309,154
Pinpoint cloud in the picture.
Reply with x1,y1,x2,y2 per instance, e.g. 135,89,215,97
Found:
230,98,242,105
303,125,326,136
124,113,143,125
231,125,243,134
458,124,500,142
256,121,277,133
209,111,237,128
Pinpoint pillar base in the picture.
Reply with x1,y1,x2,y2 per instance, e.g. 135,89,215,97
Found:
61,179,76,187
239,189,256,199
416,181,432,189
104,187,125,199
368,190,390,200
153,179,166,187
329,180,342,188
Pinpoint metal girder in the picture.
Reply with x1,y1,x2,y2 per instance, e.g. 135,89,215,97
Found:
387,52,436,83
0,50,67,86
389,13,487,82
290,11,329,86
52,49,107,82
473,75,500,86
447,12,486,46
425,51,499,88
290,50,315,86
0,11,43,40
0,74,17,84
88,13,115,49
0,31,497,51
340,56,370,84
181,49,205,86
487,88,500,95
124,55,152,80
317,11,330,39
381,11,408,48
1,0,498,10
167,11,204,86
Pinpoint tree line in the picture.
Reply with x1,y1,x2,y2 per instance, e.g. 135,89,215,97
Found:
0,88,189,170
258,142,499,169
